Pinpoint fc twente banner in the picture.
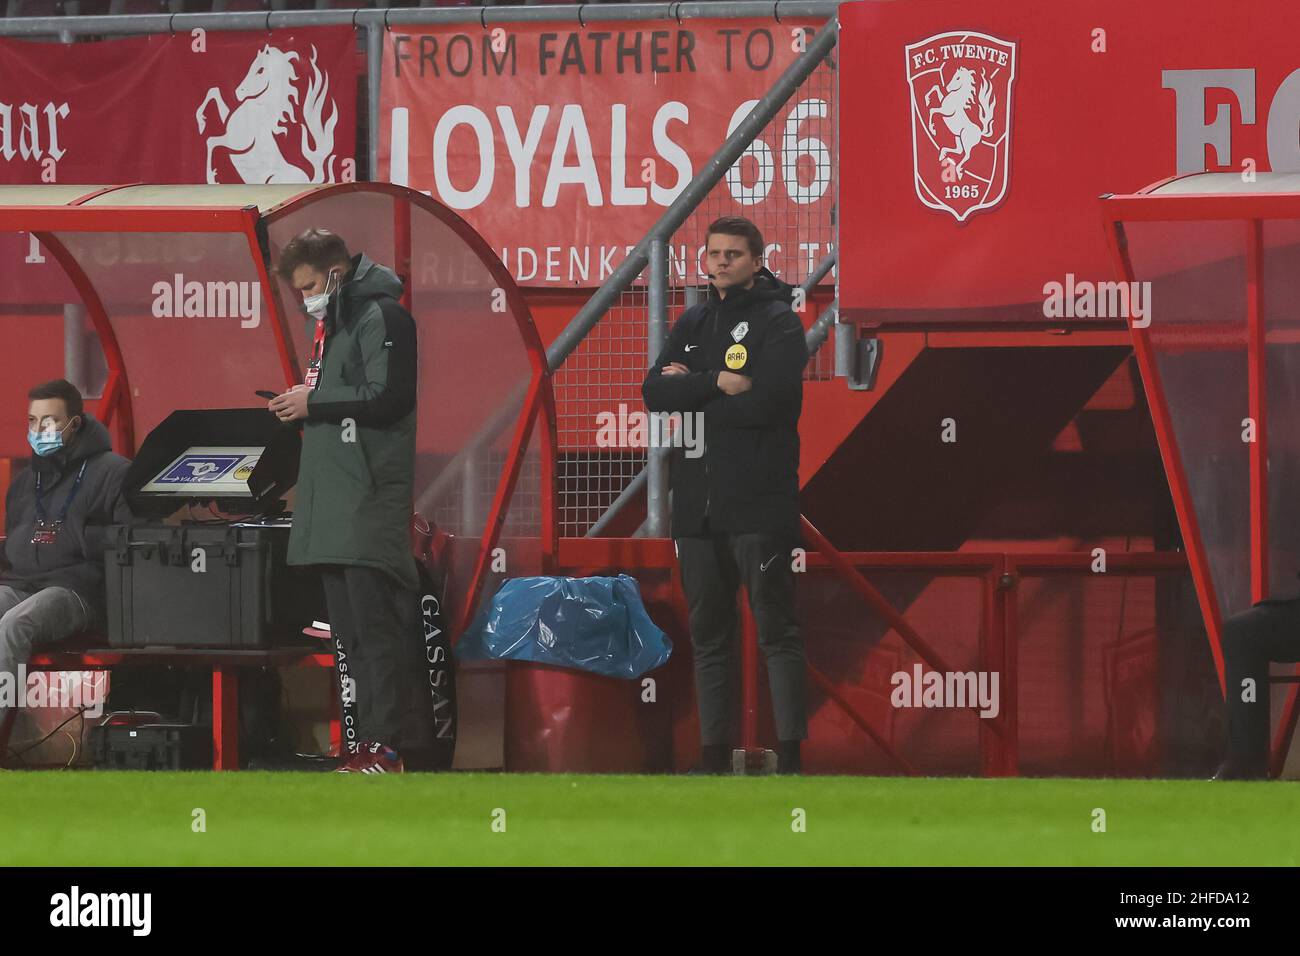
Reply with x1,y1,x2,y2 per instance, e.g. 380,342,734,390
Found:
379,19,836,288
0,27,358,185
838,0,1300,325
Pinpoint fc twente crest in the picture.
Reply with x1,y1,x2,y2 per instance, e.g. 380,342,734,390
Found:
906,31,1017,223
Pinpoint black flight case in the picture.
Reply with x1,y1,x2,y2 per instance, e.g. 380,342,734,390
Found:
103,408,324,648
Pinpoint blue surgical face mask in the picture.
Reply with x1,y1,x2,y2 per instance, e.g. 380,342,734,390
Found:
28,418,75,457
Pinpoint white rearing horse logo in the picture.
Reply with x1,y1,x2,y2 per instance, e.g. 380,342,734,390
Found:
924,65,998,181
196,43,338,184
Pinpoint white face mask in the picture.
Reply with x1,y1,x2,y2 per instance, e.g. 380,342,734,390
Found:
303,270,339,320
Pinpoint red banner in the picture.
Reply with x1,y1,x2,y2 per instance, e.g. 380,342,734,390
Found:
0,27,358,186
379,19,836,288
838,0,1300,325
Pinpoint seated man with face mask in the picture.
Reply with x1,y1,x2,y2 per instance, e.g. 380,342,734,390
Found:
0,380,131,746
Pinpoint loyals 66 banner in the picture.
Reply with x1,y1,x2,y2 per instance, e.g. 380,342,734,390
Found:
0,26,358,185
379,20,836,288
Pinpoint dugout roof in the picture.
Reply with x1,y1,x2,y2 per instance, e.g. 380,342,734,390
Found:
0,183,553,631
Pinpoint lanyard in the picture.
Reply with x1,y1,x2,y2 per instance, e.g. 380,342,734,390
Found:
304,317,326,388
35,460,88,526
310,316,326,364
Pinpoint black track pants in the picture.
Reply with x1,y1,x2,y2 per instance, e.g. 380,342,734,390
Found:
1220,598,1300,775
321,564,433,753
675,530,807,746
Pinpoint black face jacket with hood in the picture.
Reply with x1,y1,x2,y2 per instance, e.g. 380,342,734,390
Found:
641,266,808,539
289,252,420,592
1,414,132,623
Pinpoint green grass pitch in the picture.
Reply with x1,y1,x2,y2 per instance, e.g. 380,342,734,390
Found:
0,773,1294,866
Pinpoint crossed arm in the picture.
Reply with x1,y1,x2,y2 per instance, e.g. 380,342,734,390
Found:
642,308,807,427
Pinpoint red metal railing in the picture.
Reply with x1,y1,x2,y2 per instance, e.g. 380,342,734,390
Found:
803,543,1190,776
557,533,1196,776
796,519,1016,776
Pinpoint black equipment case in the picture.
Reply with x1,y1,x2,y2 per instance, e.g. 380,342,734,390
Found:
103,408,323,648
90,712,211,770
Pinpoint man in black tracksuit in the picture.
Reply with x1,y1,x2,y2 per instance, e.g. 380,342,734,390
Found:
642,216,809,774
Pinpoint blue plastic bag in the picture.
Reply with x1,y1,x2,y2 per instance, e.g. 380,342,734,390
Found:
457,575,672,679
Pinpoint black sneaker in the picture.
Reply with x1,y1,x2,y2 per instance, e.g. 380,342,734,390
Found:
686,743,731,775
777,740,802,775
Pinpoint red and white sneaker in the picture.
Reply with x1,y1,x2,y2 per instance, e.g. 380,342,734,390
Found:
335,741,404,774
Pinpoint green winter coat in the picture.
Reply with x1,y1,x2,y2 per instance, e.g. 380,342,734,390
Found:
287,253,420,591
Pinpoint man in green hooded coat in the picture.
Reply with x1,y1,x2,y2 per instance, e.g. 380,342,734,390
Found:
270,228,430,774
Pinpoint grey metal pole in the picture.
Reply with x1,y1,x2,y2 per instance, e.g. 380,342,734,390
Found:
645,238,669,537
58,5,73,55
58,19,85,391
585,469,648,538
834,312,854,378
365,20,383,183
63,304,107,400
801,250,839,359
803,250,837,295
806,296,839,356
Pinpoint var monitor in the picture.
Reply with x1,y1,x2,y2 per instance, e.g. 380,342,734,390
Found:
137,446,265,498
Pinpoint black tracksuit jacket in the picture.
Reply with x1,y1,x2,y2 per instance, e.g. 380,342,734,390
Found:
641,266,808,539
1,415,132,622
